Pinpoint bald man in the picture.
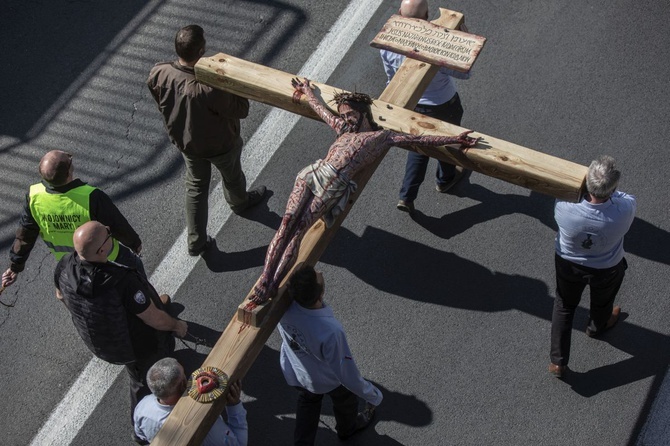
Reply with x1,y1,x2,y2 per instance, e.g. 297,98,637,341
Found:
54,221,187,435
380,0,472,213
2,150,144,288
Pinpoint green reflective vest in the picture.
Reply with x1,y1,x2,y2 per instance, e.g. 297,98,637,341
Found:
28,183,120,261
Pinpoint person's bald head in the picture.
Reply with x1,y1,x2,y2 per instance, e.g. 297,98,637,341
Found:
400,0,429,19
73,221,111,261
39,150,73,186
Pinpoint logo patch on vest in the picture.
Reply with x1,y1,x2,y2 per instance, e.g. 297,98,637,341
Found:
133,290,146,305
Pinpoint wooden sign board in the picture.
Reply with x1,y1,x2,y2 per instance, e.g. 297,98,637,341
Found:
370,14,486,73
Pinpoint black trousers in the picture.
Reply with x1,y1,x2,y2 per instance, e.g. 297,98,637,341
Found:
126,333,175,424
294,385,358,445
550,254,627,366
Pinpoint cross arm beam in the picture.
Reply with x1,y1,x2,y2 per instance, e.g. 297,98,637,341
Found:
153,9,584,445
195,51,586,202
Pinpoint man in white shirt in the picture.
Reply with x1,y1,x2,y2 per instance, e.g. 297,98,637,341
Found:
133,358,248,445
380,0,472,213
549,155,636,378
278,266,383,445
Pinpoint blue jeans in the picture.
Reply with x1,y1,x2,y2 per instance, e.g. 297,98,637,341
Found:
399,94,464,202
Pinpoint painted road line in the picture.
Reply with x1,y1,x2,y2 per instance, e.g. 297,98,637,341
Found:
29,1,385,444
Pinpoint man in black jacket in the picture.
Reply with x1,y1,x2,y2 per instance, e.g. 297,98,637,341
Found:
54,221,187,432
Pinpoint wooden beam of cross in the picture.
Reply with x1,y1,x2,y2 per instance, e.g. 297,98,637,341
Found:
152,9,586,445
194,58,587,203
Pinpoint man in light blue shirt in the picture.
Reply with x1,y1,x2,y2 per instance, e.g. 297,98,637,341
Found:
549,156,636,378
133,358,248,445
380,0,472,213
278,266,382,445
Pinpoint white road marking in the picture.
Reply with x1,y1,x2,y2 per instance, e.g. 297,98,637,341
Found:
29,0,384,444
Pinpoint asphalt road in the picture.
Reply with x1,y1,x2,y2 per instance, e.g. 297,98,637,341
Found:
1,1,668,445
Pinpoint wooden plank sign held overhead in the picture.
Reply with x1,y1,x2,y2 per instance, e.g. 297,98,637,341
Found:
370,14,486,73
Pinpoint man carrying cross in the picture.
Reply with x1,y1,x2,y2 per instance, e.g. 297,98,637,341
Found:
250,78,478,303
381,0,473,214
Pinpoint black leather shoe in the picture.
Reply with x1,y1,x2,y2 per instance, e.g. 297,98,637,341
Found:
586,306,621,337
397,200,415,213
187,235,214,256
231,186,267,214
338,403,376,440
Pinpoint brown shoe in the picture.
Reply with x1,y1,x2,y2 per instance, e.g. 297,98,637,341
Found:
586,306,621,337
159,294,171,306
548,363,567,378
435,166,465,193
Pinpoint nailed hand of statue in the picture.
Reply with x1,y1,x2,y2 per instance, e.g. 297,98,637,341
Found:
291,77,311,104
456,130,480,148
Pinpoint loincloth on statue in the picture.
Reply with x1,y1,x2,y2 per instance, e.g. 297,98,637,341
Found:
296,160,357,228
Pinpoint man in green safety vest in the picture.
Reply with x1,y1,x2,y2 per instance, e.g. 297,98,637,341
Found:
2,150,144,288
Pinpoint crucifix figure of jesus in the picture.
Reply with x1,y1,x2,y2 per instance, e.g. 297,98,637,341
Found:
151,7,588,445
250,77,478,303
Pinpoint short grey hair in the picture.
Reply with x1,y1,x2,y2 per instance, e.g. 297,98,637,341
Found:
146,357,184,399
586,155,621,199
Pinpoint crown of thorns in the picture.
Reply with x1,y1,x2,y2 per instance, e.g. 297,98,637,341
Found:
332,91,374,106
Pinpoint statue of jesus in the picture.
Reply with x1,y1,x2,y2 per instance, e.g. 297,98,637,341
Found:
250,77,479,303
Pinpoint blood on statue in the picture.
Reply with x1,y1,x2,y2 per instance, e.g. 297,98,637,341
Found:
250,77,479,304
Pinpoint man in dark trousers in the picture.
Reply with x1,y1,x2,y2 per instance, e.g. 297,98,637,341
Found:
147,24,266,256
278,265,383,445
549,155,636,377
380,0,472,213
54,221,187,442
2,149,144,288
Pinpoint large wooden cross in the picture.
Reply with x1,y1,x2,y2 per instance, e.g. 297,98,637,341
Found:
152,8,587,445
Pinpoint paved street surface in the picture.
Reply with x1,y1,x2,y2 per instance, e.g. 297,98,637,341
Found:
1,1,668,445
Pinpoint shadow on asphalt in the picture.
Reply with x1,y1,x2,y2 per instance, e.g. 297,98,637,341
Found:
321,220,670,443
0,0,309,254
411,178,670,267
410,181,556,239
201,237,269,273
243,347,419,445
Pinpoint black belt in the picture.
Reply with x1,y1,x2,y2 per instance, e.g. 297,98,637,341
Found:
414,94,458,114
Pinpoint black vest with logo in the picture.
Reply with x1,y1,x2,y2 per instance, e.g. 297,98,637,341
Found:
57,254,136,365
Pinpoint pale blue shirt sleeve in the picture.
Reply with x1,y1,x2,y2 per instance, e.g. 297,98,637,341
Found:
380,49,401,83
322,330,383,406
380,50,470,106
202,402,248,446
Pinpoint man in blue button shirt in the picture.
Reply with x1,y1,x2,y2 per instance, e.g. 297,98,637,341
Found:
549,155,636,378
380,0,472,214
